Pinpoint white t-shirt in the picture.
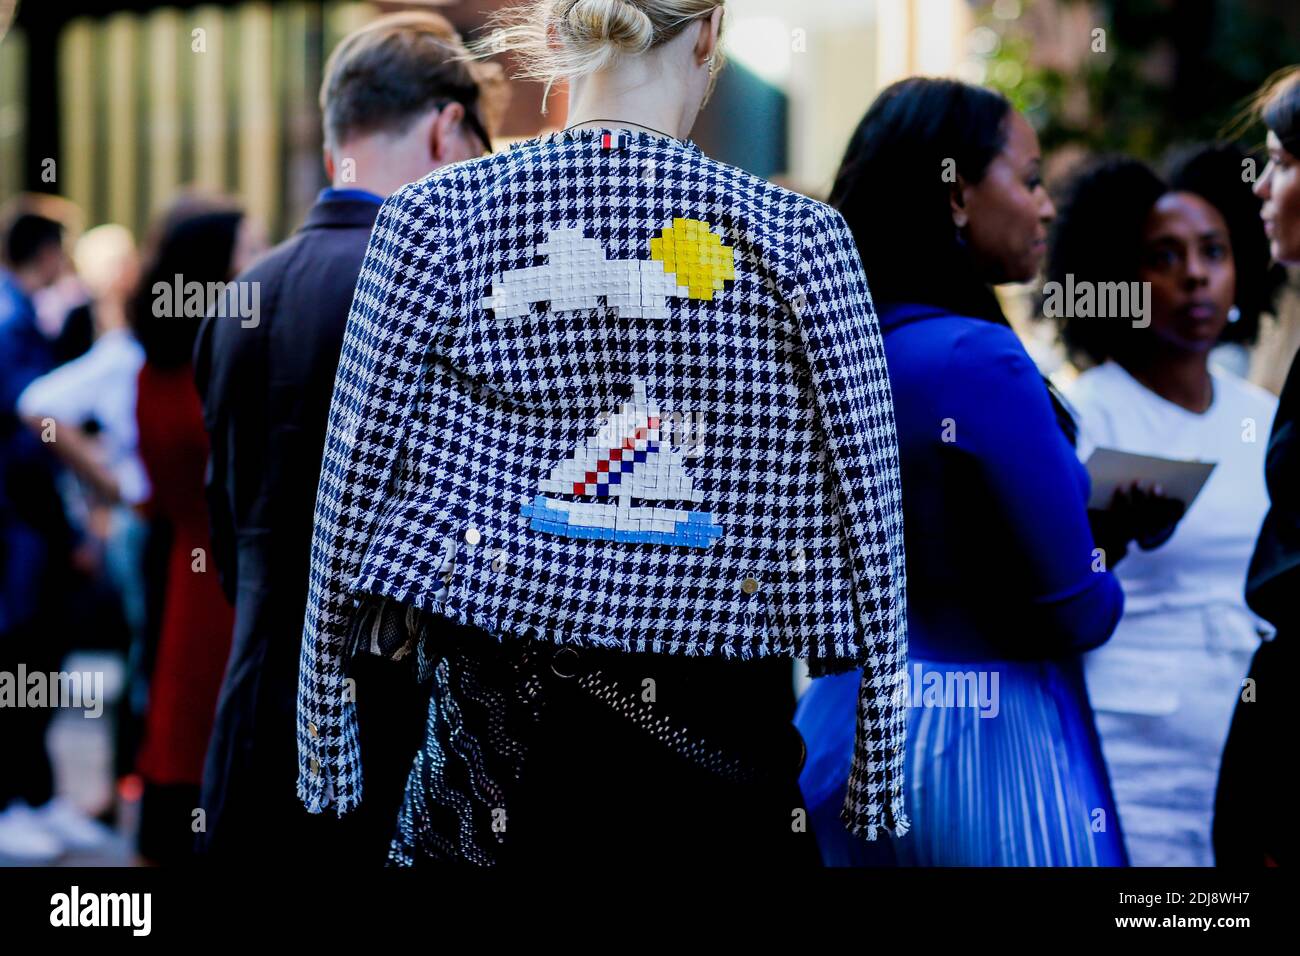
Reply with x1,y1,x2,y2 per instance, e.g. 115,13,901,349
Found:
17,327,150,505
1065,360,1275,866
1068,360,1276,616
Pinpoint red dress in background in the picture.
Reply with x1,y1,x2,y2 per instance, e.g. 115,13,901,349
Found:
134,361,234,786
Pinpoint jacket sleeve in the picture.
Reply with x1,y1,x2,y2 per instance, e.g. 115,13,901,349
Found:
296,185,445,815
792,203,909,841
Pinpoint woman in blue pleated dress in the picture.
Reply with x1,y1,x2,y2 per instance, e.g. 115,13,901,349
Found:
796,78,1174,866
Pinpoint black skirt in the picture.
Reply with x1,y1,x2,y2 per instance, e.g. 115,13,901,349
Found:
358,602,819,866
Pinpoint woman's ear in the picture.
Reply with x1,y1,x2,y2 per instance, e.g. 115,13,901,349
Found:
695,6,722,65
949,176,970,229
428,102,463,163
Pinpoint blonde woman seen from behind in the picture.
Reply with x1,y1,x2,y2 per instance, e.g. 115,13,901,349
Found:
295,0,908,865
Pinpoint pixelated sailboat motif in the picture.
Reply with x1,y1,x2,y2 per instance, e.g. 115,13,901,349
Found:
521,380,723,548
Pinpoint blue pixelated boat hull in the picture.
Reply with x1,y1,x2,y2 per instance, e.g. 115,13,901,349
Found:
521,495,723,548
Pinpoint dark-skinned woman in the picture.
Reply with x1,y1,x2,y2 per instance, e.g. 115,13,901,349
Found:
1052,147,1282,867
796,78,1156,866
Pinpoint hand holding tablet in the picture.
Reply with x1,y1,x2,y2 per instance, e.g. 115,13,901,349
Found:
1084,447,1216,512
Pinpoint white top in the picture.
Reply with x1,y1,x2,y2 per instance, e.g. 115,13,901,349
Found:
17,328,150,506
1067,360,1276,618
1065,360,1275,866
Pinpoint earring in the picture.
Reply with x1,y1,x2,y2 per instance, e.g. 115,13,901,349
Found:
1228,305,1242,324
706,55,716,77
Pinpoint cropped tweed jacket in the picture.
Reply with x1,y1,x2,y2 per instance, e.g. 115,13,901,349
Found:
296,126,909,840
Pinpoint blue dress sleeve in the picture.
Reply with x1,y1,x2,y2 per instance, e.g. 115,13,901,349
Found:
943,324,1123,653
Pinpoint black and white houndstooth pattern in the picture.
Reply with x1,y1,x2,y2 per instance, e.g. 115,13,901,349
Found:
296,127,909,840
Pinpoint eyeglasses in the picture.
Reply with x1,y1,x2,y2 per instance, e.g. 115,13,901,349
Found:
436,98,493,155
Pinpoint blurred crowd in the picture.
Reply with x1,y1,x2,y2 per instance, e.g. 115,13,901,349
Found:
0,190,266,862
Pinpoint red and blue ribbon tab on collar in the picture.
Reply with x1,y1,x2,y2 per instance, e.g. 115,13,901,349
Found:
599,131,628,151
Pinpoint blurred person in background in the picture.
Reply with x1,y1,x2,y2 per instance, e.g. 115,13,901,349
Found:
130,195,264,865
796,78,1169,867
193,10,502,864
13,223,149,856
18,223,150,519
1216,65,1300,867
1051,149,1279,867
38,272,96,368
1164,145,1289,380
0,208,81,862
20,196,92,368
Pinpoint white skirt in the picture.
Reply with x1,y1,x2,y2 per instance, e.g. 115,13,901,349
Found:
1084,603,1266,866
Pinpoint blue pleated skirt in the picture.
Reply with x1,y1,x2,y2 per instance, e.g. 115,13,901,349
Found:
796,656,1128,867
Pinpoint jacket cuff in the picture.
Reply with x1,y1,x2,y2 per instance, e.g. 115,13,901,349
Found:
839,662,910,842
296,699,362,816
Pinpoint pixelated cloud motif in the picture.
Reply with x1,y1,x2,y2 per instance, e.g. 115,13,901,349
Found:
481,218,737,320
521,380,724,548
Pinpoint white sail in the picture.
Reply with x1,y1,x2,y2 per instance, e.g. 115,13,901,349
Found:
536,380,702,503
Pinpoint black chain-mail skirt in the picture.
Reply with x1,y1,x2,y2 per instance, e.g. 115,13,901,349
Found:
348,597,817,866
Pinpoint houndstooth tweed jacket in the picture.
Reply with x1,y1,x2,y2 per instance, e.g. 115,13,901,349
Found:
296,126,909,841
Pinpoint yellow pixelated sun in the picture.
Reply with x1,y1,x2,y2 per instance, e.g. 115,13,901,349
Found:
649,218,736,301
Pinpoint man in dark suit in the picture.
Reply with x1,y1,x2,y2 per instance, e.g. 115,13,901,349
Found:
193,10,501,863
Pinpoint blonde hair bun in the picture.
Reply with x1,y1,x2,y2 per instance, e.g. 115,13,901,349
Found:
471,0,724,107
564,0,656,57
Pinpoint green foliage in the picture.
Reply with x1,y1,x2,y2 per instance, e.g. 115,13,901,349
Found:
978,0,1300,161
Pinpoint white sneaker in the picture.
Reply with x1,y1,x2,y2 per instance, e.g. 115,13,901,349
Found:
0,802,63,863
31,797,114,851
